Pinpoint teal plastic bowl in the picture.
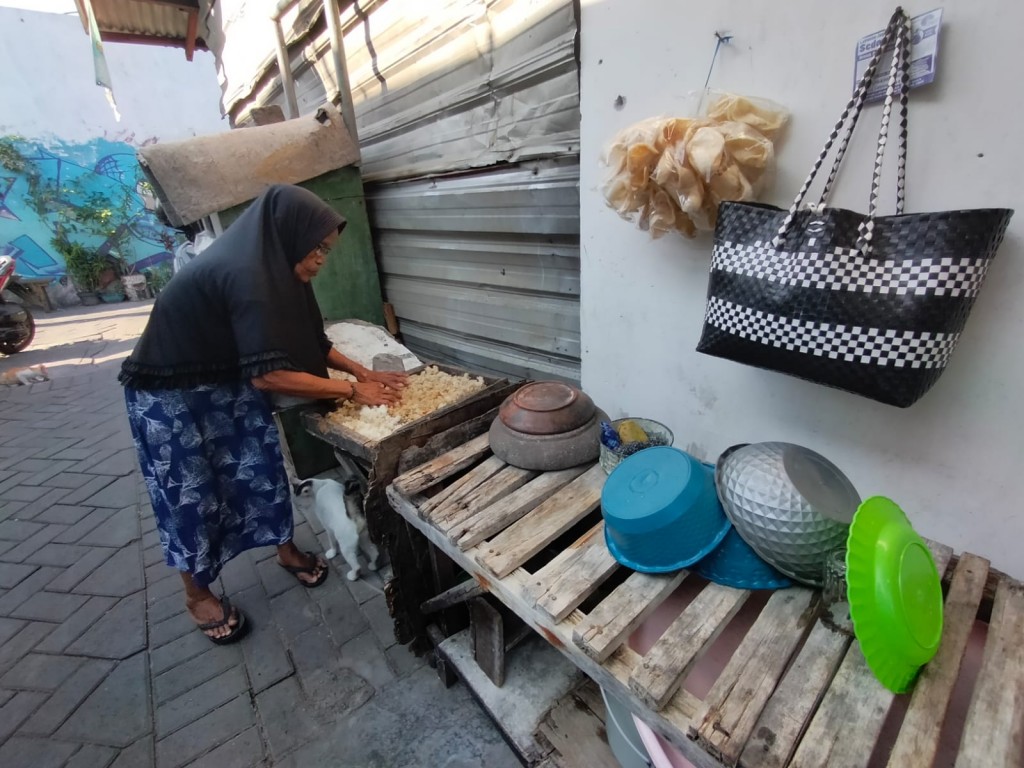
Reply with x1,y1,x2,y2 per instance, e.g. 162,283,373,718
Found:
694,527,794,590
601,447,730,573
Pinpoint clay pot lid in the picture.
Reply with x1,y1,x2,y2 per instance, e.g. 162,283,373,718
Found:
499,381,596,436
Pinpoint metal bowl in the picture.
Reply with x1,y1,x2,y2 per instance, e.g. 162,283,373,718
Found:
498,381,597,436
715,443,860,587
489,410,606,471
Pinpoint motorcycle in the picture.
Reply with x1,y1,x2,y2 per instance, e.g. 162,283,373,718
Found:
0,255,36,354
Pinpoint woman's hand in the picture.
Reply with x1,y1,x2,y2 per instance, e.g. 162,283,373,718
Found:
357,369,409,391
350,380,402,406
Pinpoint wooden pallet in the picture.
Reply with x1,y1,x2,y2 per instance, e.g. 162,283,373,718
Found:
388,434,1024,768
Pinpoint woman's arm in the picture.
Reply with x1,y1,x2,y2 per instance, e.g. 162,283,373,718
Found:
252,370,399,405
326,347,370,378
326,347,408,390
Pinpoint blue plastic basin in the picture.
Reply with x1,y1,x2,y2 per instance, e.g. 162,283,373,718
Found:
601,447,730,573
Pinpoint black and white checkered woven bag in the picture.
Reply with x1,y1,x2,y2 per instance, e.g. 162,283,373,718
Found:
696,7,1013,407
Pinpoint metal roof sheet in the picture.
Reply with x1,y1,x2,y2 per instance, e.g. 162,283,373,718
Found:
73,0,207,52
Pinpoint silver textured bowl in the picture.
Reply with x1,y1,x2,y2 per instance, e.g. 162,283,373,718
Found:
715,442,860,587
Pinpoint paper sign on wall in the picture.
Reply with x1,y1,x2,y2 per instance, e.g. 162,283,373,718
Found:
854,8,943,102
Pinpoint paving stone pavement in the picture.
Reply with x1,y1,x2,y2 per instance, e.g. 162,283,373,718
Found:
0,303,522,768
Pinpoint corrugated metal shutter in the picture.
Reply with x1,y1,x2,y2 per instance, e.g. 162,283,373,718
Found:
212,0,581,381
353,0,581,380
350,0,580,183
368,157,580,382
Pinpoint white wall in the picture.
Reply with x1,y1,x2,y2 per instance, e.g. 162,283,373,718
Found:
0,6,225,142
580,0,1023,578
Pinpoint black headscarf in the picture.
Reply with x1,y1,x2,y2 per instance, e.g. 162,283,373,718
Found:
119,184,346,390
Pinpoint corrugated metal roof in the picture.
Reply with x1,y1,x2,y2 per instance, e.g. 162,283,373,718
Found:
74,0,208,51
220,0,580,181
88,0,193,39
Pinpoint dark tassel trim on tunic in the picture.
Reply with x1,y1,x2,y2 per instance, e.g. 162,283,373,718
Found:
118,352,297,390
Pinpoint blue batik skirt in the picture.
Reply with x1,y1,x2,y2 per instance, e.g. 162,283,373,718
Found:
125,381,293,586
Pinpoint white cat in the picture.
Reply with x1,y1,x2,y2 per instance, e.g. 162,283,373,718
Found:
293,477,380,581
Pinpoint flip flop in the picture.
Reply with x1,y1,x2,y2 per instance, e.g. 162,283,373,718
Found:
197,596,249,646
277,550,329,588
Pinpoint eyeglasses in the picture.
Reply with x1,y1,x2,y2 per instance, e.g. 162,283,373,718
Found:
314,242,332,258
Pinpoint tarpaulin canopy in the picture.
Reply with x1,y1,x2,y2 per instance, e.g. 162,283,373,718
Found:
137,104,359,226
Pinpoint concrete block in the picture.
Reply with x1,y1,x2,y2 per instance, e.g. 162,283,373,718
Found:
67,592,146,659
18,658,115,736
0,652,82,691
153,644,242,705
35,595,118,654
155,694,254,768
56,652,151,748
156,665,249,738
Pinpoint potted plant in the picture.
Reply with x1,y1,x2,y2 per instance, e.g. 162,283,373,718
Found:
55,238,107,305
142,262,173,296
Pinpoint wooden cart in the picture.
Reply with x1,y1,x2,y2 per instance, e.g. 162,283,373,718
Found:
301,366,518,644
386,429,1024,768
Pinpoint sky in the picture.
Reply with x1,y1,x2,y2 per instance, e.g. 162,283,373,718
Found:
0,1,78,13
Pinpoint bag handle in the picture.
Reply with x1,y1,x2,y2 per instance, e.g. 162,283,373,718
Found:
857,10,910,253
818,12,909,213
770,8,911,254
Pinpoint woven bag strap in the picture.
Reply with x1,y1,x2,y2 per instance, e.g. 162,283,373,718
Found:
771,7,911,252
818,13,909,213
855,10,911,254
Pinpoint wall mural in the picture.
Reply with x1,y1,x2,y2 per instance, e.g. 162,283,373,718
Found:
0,135,182,290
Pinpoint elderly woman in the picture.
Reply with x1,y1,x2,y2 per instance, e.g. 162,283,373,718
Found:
120,184,406,644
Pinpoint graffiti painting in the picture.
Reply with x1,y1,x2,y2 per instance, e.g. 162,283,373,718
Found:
0,136,181,278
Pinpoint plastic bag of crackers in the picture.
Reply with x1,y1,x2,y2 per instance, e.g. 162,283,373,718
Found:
600,93,789,239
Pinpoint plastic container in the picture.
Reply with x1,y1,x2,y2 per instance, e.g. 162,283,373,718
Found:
693,527,793,590
600,687,653,768
599,418,674,474
633,718,696,768
602,447,729,573
846,496,944,693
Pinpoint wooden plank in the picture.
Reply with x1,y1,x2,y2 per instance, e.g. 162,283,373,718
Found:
538,688,620,768
437,466,538,536
629,583,751,711
184,6,198,60
419,455,505,520
385,484,719,768
435,465,537,525
925,538,955,578
426,622,458,688
955,576,1024,768
426,541,467,638
888,553,989,768
574,678,608,724
693,588,817,765
455,465,590,549
420,580,485,615
740,621,852,768
788,643,895,768
398,406,499,476
532,522,620,622
479,465,606,579
574,570,689,663
392,432,491,496
470,597,506,687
